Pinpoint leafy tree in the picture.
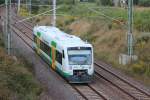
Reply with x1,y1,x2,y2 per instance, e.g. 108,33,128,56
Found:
31,0,39,14
138,0,150,7
99,0,113,6
133,0,139,5
0,0,5,4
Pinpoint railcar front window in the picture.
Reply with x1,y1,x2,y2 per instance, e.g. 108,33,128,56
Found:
68,50,92,65
68,54,91,65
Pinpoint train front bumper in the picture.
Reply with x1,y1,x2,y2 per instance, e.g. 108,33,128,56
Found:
66,74,93,83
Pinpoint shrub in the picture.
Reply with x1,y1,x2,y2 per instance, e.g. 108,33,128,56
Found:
31,1,39,14
100,0,113,6
132,61,146,74
57,0,76,5
134,10,150,32
138,0,150,7
0,0,4,4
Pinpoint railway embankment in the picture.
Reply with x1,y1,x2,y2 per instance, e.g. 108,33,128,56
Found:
0,33,43,100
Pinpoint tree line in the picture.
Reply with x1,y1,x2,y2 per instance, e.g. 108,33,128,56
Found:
0,0,149,7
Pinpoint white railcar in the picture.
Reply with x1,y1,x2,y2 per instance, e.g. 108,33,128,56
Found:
33,26,94,83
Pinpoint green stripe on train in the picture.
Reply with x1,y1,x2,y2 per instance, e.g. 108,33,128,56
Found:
56,67,71,77
37,32,41,37
51,41,56,47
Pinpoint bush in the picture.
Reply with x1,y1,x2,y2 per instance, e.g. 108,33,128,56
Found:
134,10,150,32
138,0,150,7
0,0,4,4
57,0,76,5
100,0,113,6
132,61,146,74
0,43,42,100
31,1,39,14
96,0,101,6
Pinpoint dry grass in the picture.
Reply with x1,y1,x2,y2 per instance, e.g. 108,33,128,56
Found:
0,42,42,100
69,19,91,36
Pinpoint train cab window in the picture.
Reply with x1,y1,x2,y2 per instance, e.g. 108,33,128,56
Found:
67,47,92,65
56,50,62,65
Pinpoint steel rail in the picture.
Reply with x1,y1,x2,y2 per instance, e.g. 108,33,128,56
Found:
94,62,150,99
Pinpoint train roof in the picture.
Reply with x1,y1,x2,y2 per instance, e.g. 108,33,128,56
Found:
33,26,92,48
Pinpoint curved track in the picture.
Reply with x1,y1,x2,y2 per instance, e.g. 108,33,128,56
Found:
94,62,150,100
11,15,150,100
2,15,108,100
0,8,150,99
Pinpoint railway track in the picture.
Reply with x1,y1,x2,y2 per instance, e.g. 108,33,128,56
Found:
0,16,108,100
0,10,150,99
94,62,150,100
13,16,150,99
13,18,150,99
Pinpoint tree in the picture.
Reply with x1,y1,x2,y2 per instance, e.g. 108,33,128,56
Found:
133,0,139,5
139,0,150,7
0,0,5,4
31,0,39,14
100,0,113,6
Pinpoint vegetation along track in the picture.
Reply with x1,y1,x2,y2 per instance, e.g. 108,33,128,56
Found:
1,11,150,99
0,15,108,100
13,15,150,100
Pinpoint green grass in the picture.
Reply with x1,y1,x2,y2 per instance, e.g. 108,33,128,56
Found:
0,35,42,100
55,3,150,32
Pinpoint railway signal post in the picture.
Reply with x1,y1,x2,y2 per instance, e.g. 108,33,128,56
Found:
17,0,20,14
127,0,133,57
5,0,12,55
29,0,31,16
119,0,138,65
52,0,56,27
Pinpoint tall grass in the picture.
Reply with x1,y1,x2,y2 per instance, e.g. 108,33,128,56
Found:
0,37,42,100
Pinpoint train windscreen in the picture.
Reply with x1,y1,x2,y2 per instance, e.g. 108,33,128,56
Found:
68,48,92,65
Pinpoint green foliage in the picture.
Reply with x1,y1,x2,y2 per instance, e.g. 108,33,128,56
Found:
99,0,113,6
31,0,39,14
134,10,150,32
0,40,42,99
57,0,76,5
0,35,4,47
131,60,150,77
96,0,101,6
132,61,146,74
133,34,150,77
133,0,139,5
0,0,4,4
0,64,42,99
139,0,150,7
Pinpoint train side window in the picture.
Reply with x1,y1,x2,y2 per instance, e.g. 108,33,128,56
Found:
33,34,37,43
49,47,51,57
56,50,62,65
40,41,50,56
62,50,65,58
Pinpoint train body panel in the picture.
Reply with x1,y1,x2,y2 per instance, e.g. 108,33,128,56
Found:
33,26,94,83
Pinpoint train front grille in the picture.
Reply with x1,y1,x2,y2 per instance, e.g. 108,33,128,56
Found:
73,70,87,77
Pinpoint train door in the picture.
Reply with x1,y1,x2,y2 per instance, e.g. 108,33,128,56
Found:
51,41,57,70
